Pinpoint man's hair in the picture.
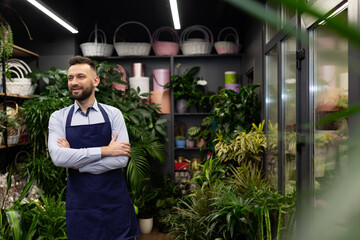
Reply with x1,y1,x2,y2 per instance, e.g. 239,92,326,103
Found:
68,56,96,72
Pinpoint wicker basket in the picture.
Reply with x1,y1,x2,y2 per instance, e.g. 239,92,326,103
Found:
0,101,20,144
80,29,114,57
113,21,152,56
152,26,180,56
180,25,213,55
5,60,35,96
112,64,128,91
214,27,240,54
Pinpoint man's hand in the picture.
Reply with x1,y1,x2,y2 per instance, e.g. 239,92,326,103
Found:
101,133,131,157
58,137,70,148
57,137,78,170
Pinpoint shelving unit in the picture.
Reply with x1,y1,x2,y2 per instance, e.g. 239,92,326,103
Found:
0,45,38,170
91,53,243,178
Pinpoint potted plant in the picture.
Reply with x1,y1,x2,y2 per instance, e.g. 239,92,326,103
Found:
197,116,215,148
132,180,160,234
187,79,215,113
175,135,186,148
0,16,14,82
210,84,261,138
163,65,200,113
214,120,267,168
0,111,8,145
187,126,200,148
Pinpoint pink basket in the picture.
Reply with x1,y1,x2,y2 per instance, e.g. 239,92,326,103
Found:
152,26,180,56
214,27,240,54
112,64,127,91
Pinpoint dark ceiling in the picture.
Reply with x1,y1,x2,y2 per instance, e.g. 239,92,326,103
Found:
1,0,262,50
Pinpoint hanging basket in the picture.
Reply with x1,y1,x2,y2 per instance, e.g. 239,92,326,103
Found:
180,25,213,55
152,26,180,56
113,21,152,56
214,27,240,54
80,29,114,57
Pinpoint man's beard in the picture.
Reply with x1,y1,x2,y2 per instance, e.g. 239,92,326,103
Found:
70,85,93,101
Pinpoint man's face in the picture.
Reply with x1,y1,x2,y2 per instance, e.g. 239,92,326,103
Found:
67,64,98,101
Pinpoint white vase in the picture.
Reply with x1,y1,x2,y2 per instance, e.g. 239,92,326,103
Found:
139,217,153,234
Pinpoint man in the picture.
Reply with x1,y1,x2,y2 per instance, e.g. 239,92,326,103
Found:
48,56,140,240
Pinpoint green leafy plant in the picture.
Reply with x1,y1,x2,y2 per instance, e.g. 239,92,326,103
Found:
214,121,267,167
0,16,14,81
0,178,38,240
131,179,160,219
210,84,261,138
95,60,127,91
187,126,200,140
175,135,186,140
25,190,67,239
95,61,167,193
19,155,66,198
164,65,200,101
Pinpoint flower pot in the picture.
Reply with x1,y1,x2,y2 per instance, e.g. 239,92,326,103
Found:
196,103,212,113
196,138,206,148
139,217,154,234
175,139,186,148
176,99,188,113
187,139,195,148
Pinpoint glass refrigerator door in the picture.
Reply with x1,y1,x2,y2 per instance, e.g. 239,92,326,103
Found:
283,36,297,193
312,9,348,210
266,46,279,187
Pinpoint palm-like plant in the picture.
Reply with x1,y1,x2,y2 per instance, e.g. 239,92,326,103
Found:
95,63,167,193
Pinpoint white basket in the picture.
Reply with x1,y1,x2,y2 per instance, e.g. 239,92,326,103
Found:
80,29,114,57
113,21,152,56
7,130,20,145
214,27,240,54
180,25,213,55
4,59,35,96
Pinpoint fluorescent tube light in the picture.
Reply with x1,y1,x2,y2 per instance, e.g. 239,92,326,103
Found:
27,0,78,34
319,2,348,25
169,0,181,29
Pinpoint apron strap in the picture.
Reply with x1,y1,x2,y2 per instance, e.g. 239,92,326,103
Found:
98,104,110,123
66,105,75,127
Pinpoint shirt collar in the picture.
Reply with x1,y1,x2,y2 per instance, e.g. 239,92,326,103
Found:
73,99,99,114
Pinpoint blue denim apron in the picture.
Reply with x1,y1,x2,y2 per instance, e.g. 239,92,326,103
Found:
65,104,140,240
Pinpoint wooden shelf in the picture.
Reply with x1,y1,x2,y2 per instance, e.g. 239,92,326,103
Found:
0,93,32,99
13,45,39,58
0,142,27,149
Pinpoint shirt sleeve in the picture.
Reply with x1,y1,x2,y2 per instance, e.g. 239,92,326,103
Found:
48,109,102,169
78,106,130,174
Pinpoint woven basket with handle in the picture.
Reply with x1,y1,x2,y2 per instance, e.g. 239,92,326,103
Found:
80,28,114,57
180,25,213,55
214,27,240,54
113,21,152,56
152,26,180,56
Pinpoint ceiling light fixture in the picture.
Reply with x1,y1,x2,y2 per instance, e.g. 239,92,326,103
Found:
169,0,181,29
27,0,78,34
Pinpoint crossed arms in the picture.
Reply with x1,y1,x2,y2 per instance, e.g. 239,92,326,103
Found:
48,107,131,174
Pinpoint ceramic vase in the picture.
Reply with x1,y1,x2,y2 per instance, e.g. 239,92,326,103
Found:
176,139,186,148
139,217,153,234
187,139,195,148
176,99,188,113
197,138,206,148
